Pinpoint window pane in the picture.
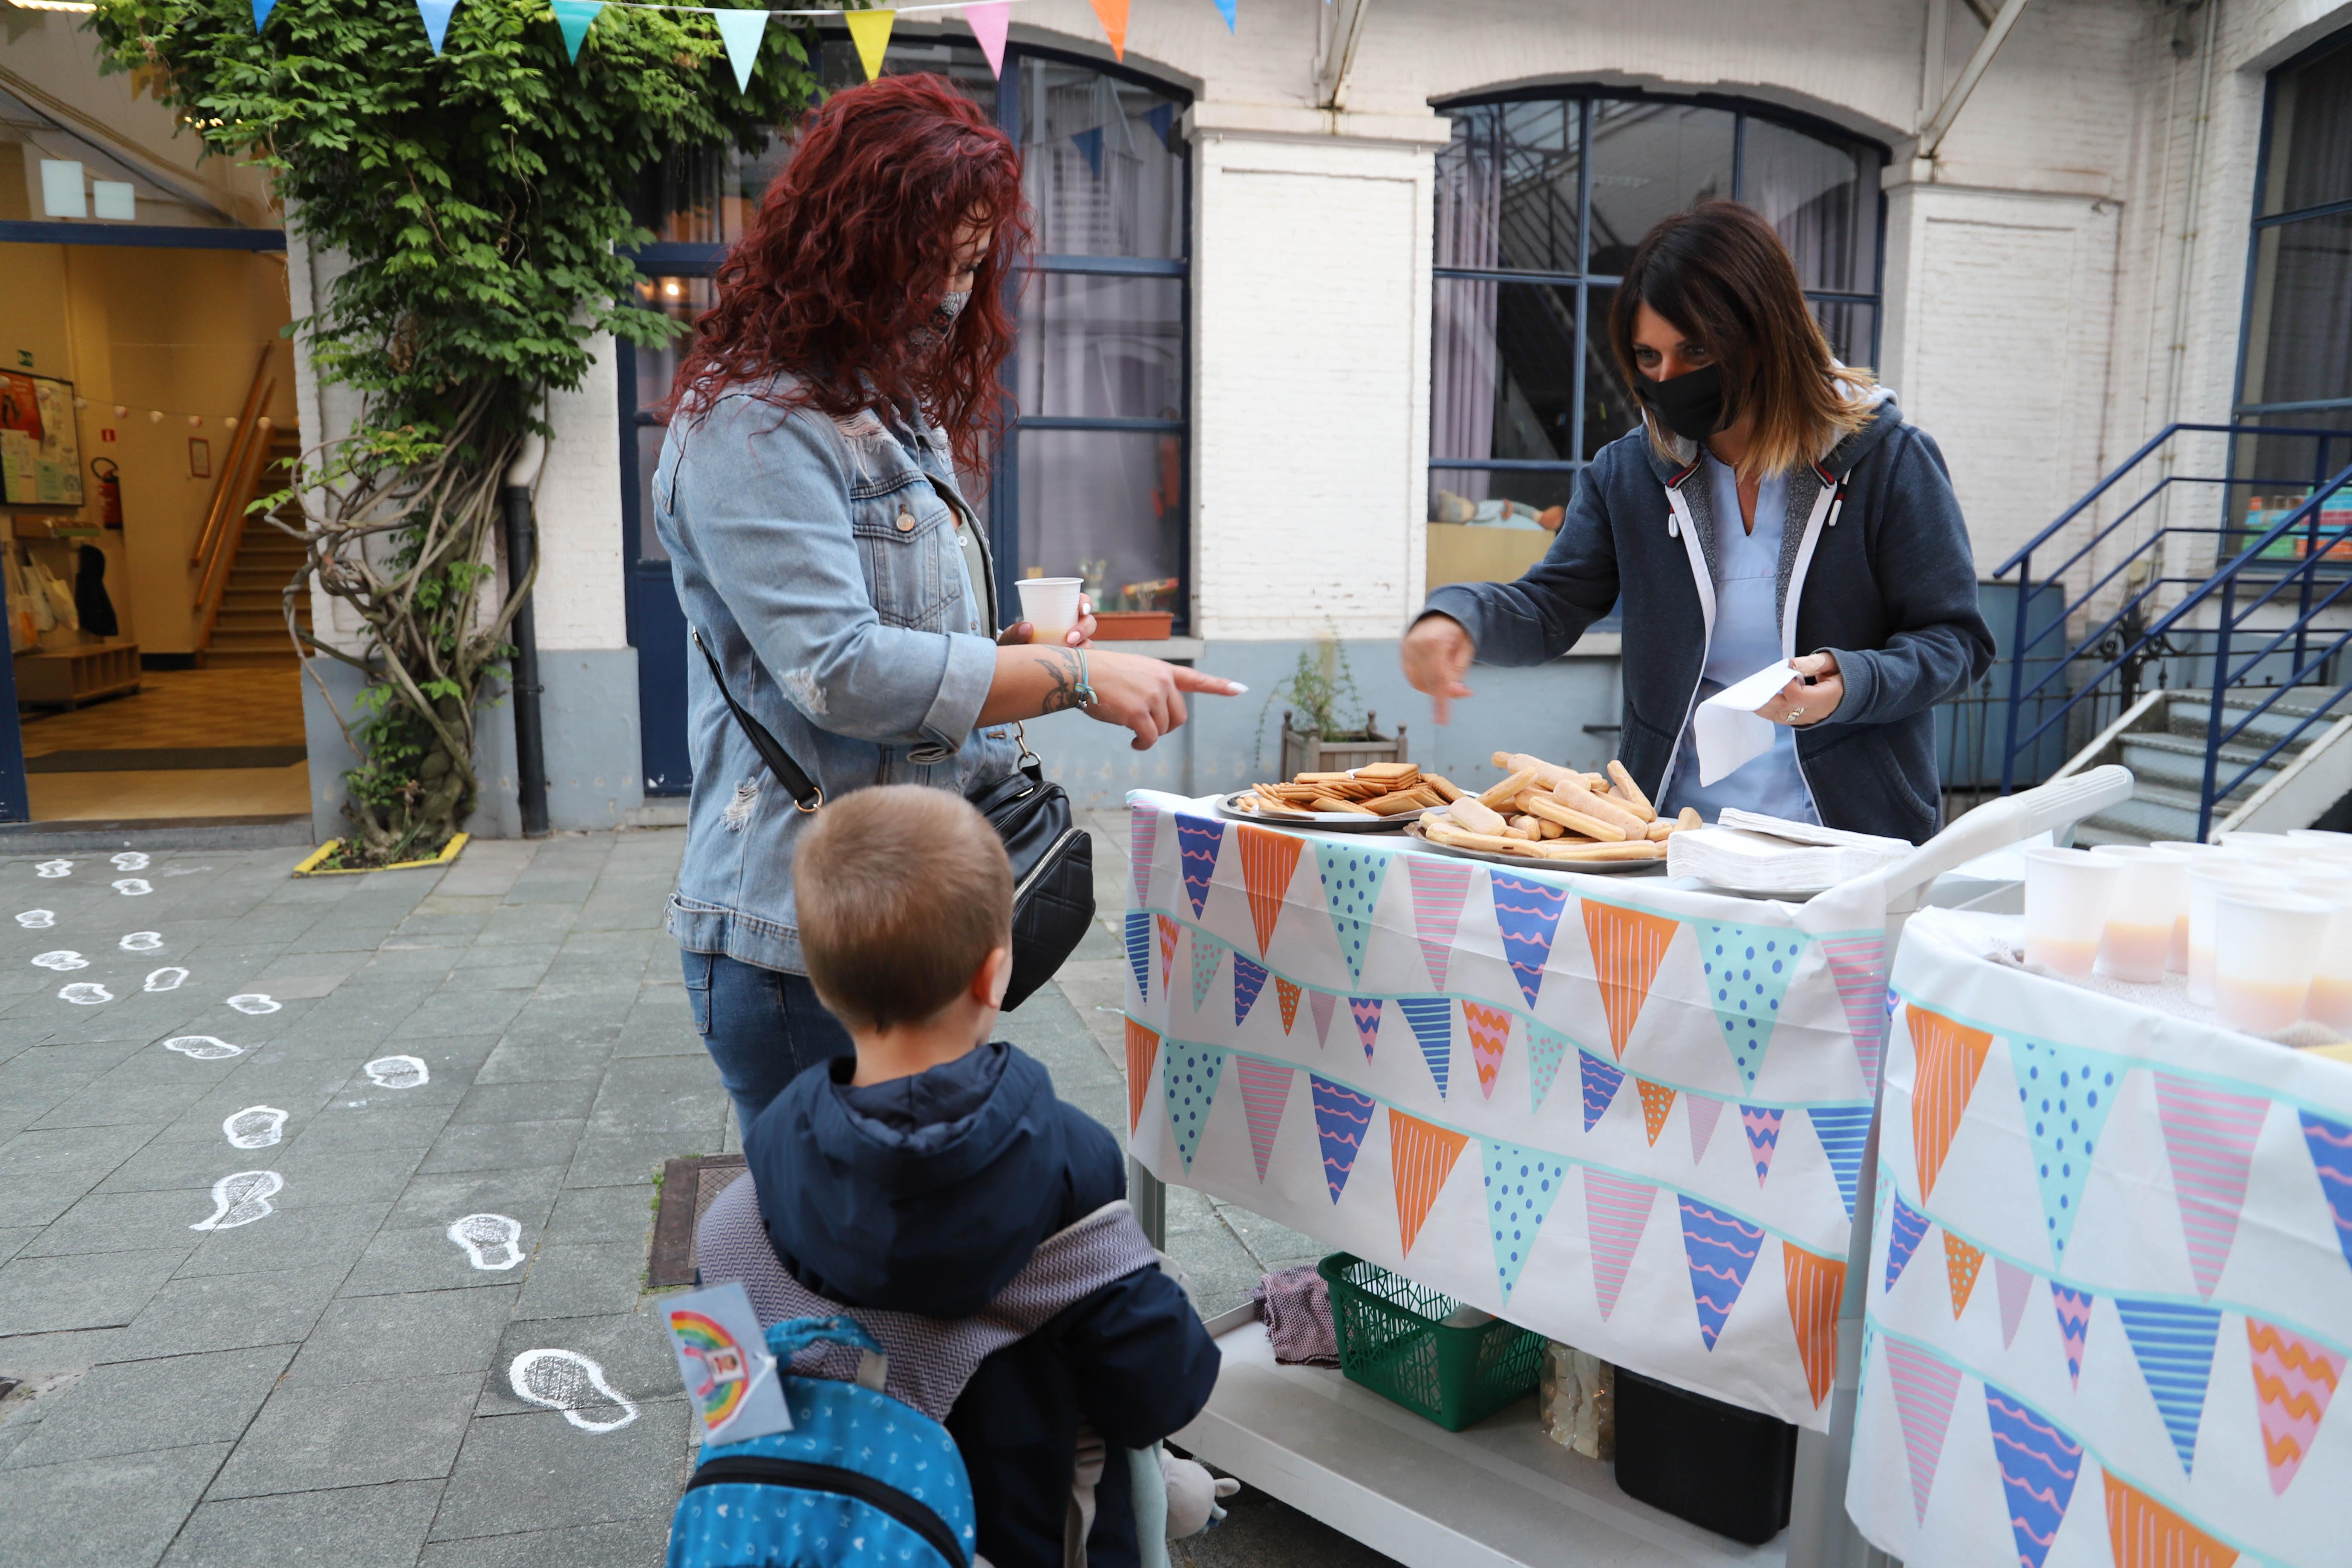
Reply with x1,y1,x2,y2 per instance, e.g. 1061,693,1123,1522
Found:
1587,100,1735,277
1431,279,1579,472
2225,414,2352,562
1745,118,1875,294
1428,468,1579,523
1020,58,1185,259
2263,36,2352,217
627,277,715,563
1014,429,1182,611
1015,274,1182,419
2243,214,2352,409
1809,299,1879,370
1434,100,1580,274
1580,286,1643,460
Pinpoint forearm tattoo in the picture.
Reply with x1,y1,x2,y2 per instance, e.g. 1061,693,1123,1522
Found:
1040,650,1087,714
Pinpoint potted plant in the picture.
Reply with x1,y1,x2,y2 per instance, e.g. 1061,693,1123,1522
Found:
1257,629,1407,778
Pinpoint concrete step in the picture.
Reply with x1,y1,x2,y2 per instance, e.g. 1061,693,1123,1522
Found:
2163,689,2346,745
2118,730,2298,797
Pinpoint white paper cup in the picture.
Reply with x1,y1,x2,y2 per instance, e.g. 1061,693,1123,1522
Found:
2149,841,2226,969
2214,890,2333,1034
2186,861,2266,1007
2089,845,2191,983
2289,829,2352,848
2023,847,2122,979
2290,877,2352,1032
2214,831,2295,853
1012,577,1083,646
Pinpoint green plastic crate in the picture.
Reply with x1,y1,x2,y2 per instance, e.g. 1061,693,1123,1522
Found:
1317,1252,1548,1432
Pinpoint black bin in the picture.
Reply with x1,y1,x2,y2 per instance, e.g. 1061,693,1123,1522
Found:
1612,1366,1798,1544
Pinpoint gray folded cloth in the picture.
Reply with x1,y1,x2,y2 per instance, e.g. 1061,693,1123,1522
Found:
1251,1264,1339,1367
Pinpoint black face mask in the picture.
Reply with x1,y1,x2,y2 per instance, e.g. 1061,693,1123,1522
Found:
1634,363,1727,443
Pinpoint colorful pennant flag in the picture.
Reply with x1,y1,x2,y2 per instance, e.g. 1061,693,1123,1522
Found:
1190,931,1225,1012
1691,921,1805,1088
2012,1036,2126,1266
1807,1104,1872,1220
1274,976,1302,1035
1405,858,1475,991
1314,843,1390,986
1819,933,1890,1094
1882,1337,1963,1522
1156,913,1178,990
1944,1231,1985,1318
1309,987,1337,1047
2115,1295,2223,1476
2053,1283,2095,1388
1400,996,1453,1098
1087,0,1127,58
964,0,1011,76
1310,1075,1374,1203
1233,1057,1293,1182
552,0,604,61
1490,874,1569,1009
1782,1240,1843,1409
1578,1049,1622,1131
1348,995,1381,1060
1129,802,1158,908
1124,1018,1159,1133
709,5,768,91
1582,899,1678,1059
1527,1023,1570,1114
1635,1076,1676,1146
2152,1070,2269,1299
2245,1314,2343,1496
1231,953,1267,1027
1909,1004,1993,1200
416,0,459,53
1162,1040,1227,1170
1995,1257,2034,1349
1741,1104,1783,1186
842,6,895,80
1885,1190,1931,1293
1235,824,1303,958
1582,1168,1654,1320
2299,1109,2352,1272
2102,1472,2237,1568
1174,813,1224,918
1482,1139,1568,1299
1213,0,1236,26
1124,909,1152,1000
1984,1383,2084,1568
1390,1110,1469,1256
1678,1197,1763,1350
1686,1092,1725,1164
251,0,277,30
1462,1001,1509,1100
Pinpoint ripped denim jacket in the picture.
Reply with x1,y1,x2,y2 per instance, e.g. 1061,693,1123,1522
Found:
656,373,1022,974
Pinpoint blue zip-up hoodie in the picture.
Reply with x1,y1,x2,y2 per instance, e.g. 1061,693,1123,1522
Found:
745,1043,1220,1568
1422,393,1994,844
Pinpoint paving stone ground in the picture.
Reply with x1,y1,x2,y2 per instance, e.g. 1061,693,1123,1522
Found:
0,817,1390,1566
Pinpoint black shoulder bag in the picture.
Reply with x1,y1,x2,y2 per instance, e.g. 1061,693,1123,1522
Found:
693,631,1095,1012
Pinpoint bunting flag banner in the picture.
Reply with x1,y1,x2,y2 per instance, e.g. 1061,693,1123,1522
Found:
1309,987,1337,1047
1314,843,1390,986
2102,1472,2238,1568
1678,1197,1764,1350
1482,1139,1568,1300
2151,1071,2269,1299
1462,1001,1510,1100
1235,824,1303,958
1578,1048,1622,1132
1581,900,1678,1059
1189,931,1224,1013
1124,909,1152,1000
251,0,276,30
1213,0,1235,29
1274,976,1302,1035
1686,1092,1724,1164
1404,858,1475,991
1783,1241,1844,1408
1309,1075,1374,1204
1635,1076,1676,1146
1087,0,1127,58
2245,1315,2342,1496
1123,1018,1158,1133
2014,1037,2126,1266
2115,1296,2223,1476
1489,874,1569,1009
1129,803,1158,910
1231,953,1267,1027
1582,1169,1654,1320
2053,1284,2095,1388
552,0,603,60
1348,996,1381,1060
416,0,459,53
842,5,895,80
1983,1384,2085,1568
2298,1109,2352,1272
1175,814,1224,918
1807,1104,1872,1220
1156,914,1178,991
1882,1337,1964,1521
1692,922,1805,1088
1908,1004,1993,1200
1399,996,1453,1098
964,0,1011,75
1390,1110,1469,1257
1232,1057,1292,1182
709,5,768,91
1526,1023,1569,1115
1885,1190,1931,1293
1162,1041,1227,1171
1943,1231,1985,1319
1741,1105,1783,1186
1820,933,1891,1095
1995,1258,2034,1349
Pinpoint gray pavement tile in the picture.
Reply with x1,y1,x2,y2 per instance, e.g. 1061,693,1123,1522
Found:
247,1147,423,1211
585,1058,727,1138
513,1242,646,1321
418,1118,583,1175
1210,1198,1330,1273
473,1040,614,1085
92,1137,256,1194
0,1325,124,1372
338,1213,545,1298
564,1136,693,1190
112,1265,346,1360
28,1075,226,1132
476,1313,674,1418
474,908,581,948
20,1187,228,1259
176,1201,392,1280
401,988,532,1037
542,1183,655,1248
0,1247,188,1335
428,1403,689,1540
1163,1186,1266,1312
384,1165,566,1235
462,963,554,991
286,1102,455,1157
531,966,650,1003
355,945,464,978
282,1287,521,1390
417,1515,673,1568
0,1227,33,1265
205,1370,484,1499
160,1478,445,1568
454,941,562,972
0,1344,293,1470
0,1441,232,1568
450,1078,599,1126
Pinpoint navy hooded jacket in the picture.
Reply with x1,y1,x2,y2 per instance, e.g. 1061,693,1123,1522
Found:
745,1042,1220,1568
1423,394,1994,844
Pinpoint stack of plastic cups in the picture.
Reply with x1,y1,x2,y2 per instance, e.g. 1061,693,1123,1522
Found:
2213,890,2334,1034
2291,874,2352,1033
2087,846,2192,982
2185,861,2266,1008
2289,828,2352,851
2022,847,2122,978
2214,831,2296,852
2149,840,2226,971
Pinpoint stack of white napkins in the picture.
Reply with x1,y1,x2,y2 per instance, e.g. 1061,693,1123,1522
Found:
1666,809,1915,893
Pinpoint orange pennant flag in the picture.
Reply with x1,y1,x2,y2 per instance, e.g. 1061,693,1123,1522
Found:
1156,913,1178,989
1943,1229,1985,1318
1636,1077,1677,1146
842,7,895,80
1235,824,1303,959
1461,1000,1510,1099
1582,901,1679,1060
1782,1240,1845,1409
1087,0,1128,58
1124,1018,1160,1133
1908,1004,1992,1200
1389,1109,1469,1257
2103,1471,2238,1568
1274,976,1302,1035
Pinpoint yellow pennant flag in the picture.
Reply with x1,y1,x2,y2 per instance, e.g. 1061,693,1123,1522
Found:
843,7,895,80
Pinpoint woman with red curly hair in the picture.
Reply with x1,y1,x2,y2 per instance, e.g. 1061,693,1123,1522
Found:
655,74,1237,1125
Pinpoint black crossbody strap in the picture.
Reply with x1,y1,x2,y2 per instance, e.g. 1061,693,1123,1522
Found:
692,628,824,814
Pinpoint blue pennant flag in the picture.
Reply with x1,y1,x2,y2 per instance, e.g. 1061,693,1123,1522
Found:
1884,1190,1930,1293
1232,953,1268,1026
415,0,459,52
1806,1104,1872,1220
1213,0,1236,29
1689,921,1806,1089
709,5,769,93
251,0,277,28
1398,995,1453,1099
551,0,604,61
2114,1296,2223,1476
1123,910,1152,1000
1481,1138,1568,1300
1578,1049,1623,1132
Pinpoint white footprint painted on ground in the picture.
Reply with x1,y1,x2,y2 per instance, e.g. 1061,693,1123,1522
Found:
110,852,150,871
165,1036,244,1060
34,860,70,878
144,968,189,992
222,1106,288,1149
447,1213,525,1271
363,1055,429,1088
15,910,55,929
508,1349,639,1432
191,1170,282,1231
30,951,86,971
120,932,163,952
225,994,280,1014
59,984,112,1005
113,879,153,896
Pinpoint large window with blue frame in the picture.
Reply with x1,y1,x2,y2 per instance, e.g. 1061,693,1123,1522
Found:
1428,89,1885,523
617,34,1190,793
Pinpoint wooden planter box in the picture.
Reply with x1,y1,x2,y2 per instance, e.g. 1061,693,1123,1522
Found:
1280,715,1408,779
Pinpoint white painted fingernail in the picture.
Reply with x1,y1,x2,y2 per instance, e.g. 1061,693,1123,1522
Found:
509,1349,639,1432
226,994,280,1014
121,931,163,952
449,1213,526,1271
60,983,113,1005
31,951,87,972
35,860,71,879
224,1106,288,1149
145,967,188,992
364,1055,429,1088
192,1170,282,1231
15,910,55,929
111,852,150,871
1227,683,1249,694
167,1036,244,1060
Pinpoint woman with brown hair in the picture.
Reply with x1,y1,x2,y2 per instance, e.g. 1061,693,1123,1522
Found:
1402,200,1992,843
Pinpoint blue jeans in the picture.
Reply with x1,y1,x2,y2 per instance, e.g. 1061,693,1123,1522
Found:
681,949,856,1130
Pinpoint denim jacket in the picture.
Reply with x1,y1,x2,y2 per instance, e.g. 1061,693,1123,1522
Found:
656,372,1021,973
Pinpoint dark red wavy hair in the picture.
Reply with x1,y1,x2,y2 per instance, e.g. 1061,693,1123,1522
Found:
671,74,1030,476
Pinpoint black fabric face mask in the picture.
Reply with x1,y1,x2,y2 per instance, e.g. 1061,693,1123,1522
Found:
1634,363,1727,443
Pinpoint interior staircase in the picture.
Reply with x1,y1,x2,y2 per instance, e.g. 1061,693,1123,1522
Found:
197,431,309,669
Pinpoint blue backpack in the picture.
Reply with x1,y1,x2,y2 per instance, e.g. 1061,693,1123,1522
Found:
667,1316,977,1568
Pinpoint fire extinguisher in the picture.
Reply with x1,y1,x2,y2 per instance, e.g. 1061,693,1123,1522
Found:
92,456,122,529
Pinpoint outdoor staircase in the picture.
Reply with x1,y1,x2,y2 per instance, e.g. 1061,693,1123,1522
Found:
2064,688,2352,846
197,433,309,669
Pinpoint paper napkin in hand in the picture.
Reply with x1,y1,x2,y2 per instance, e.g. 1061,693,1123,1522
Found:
1693,661,1800,785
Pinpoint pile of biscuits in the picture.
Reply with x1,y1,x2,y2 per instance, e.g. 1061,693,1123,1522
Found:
1236,761,1459,820
1412,752,1702,863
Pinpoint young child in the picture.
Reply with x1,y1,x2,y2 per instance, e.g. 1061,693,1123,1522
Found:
733,785,1221,1567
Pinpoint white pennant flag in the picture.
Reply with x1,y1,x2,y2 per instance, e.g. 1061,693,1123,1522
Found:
709,6,769,93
